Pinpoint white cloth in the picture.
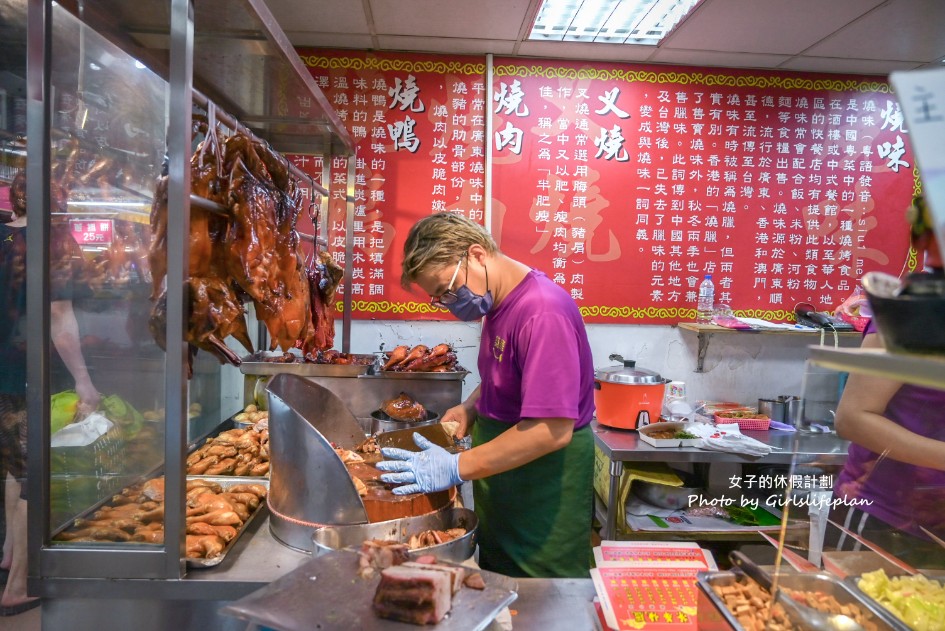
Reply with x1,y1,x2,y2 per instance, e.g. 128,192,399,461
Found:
50,412,114,447
697,423,776,457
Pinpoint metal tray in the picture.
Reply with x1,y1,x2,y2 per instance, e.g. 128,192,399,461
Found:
186,476,270,569
239,351,374,377
50,474,268,568
697,570,902,631
376,369,469,381
221,548,517,631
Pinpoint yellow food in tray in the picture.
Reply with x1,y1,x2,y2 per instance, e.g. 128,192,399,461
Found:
858,569,945,631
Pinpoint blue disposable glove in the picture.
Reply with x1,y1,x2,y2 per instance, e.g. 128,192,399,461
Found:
376,433,463,495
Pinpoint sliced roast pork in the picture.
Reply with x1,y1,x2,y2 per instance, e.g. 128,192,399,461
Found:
372,565,452,625
401,561,466,595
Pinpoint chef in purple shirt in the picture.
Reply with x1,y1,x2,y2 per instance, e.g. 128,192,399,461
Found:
377,213,595,578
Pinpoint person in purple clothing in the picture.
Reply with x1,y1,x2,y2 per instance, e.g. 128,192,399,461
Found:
833,200,945,568
377,213,595,578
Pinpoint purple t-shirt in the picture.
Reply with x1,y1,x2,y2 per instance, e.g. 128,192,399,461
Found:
475,269,595,429
835,319,945,538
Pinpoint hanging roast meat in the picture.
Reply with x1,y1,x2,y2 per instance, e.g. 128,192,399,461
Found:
305,250,344,352
147,124,338,373
147,174,169,301
148,277,250,378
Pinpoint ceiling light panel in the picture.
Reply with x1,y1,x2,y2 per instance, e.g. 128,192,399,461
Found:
529,0,702,45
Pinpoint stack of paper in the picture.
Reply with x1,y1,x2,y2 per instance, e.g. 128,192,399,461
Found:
590,541,717,631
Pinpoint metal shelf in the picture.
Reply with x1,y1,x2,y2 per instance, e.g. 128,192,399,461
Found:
678,323,860,372
808,346,945,391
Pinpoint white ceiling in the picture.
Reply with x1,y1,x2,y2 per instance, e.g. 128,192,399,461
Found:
269,0,945,76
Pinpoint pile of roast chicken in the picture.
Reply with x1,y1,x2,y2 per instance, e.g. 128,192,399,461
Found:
382,344,459,372
186,425,269,477
54,476,268,559
148,113,342,376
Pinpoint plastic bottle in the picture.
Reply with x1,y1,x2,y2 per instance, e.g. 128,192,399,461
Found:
697,274,715,322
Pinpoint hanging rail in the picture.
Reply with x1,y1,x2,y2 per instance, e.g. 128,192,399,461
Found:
191,88,329,197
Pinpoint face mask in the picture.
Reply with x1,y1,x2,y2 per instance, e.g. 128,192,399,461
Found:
446,265,493,321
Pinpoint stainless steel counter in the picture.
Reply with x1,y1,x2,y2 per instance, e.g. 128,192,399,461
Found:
513,578,597,630
593,420,850,539
40,515,600,631
594,421,850,465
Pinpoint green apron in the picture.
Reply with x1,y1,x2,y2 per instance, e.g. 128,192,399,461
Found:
471,415,594,578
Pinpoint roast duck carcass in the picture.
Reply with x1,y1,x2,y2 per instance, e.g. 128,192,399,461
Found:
380,393,428,422
148,110,337,376
383,343,459,372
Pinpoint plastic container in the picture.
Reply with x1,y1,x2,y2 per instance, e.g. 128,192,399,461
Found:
697,275,715,322
714,414,771,431
864,270,945,354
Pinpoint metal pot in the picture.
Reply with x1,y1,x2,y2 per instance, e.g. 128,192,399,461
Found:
594,358,667,430
758,395,801,425
311,506,478,563
370,409,440,434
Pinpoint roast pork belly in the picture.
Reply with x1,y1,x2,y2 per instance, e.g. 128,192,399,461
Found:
372,565,452,625
401,561,466,595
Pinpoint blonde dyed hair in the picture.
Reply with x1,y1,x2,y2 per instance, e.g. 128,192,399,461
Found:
401,213,498,288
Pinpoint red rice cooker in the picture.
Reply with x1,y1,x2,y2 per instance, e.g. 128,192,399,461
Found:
594,360,667,430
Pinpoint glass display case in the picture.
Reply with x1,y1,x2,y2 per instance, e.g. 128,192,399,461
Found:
14,0,354,606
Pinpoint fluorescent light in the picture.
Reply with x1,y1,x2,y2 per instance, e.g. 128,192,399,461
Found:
529,0,702,45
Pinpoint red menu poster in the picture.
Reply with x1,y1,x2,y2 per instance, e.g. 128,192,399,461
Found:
591,566,700,630
294,50,487,320
490,59,916,323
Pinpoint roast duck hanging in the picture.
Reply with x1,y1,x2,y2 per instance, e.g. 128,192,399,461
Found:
147,110,342,377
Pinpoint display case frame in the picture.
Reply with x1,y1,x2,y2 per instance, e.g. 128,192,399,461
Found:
24,0,355,590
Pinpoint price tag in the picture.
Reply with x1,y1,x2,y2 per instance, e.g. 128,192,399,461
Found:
69,218,113,246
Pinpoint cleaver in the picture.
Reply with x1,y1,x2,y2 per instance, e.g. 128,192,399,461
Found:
375,423,458,453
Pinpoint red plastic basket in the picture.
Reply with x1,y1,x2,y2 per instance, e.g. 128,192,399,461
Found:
714,414,771,431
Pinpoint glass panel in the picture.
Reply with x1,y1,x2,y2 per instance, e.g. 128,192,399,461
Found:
45,4,171,542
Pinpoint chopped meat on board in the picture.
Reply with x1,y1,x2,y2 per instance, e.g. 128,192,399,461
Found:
372,565,453,625
357,540,410,579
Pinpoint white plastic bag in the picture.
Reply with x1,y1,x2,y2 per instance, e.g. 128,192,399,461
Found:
50,412,114,448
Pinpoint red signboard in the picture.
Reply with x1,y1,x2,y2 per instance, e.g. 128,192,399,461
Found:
294,50,487,320
291,51,917,324
490,59,915,323
70,218,113,246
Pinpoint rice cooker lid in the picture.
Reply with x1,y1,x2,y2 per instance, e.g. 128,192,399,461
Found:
595,360,664,385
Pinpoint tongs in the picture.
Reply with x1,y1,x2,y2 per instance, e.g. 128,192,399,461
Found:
729,551,865,631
